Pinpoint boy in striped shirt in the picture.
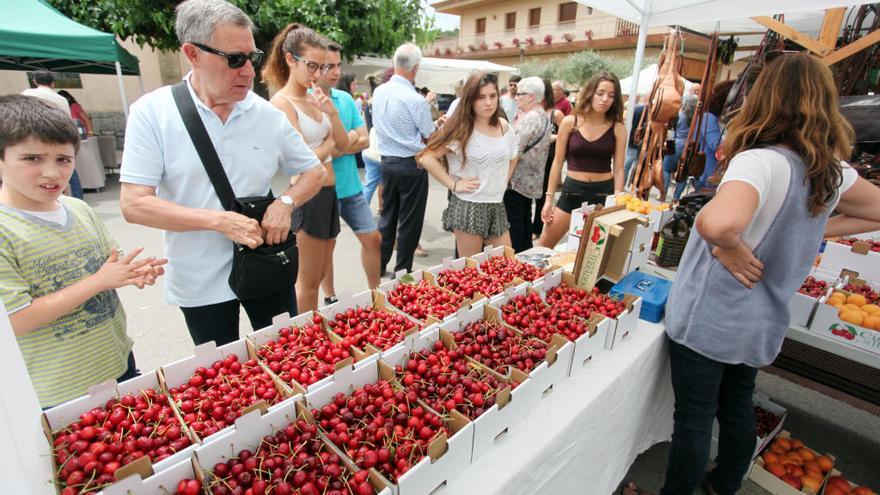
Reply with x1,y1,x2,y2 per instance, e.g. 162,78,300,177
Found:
0,95,166,408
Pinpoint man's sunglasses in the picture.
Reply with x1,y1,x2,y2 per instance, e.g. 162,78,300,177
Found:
191,42,264,69
292,54,331,74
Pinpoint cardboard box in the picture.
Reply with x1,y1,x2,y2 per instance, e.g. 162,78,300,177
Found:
605,193,673,233
789,270,840,328
248,311,361,397
470,245,549,284
318,289,425,362
305,360,474,495
426,256,477,278
819,239,880,283
43,372,199,495
159,339,294,443
194,400,391,495
379,269,485,327
574,208,651,291
99,458,198,495
808,286,880,356
709,391,788,462
748,431,833,495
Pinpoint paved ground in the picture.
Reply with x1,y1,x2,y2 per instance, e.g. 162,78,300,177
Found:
85,172,879,494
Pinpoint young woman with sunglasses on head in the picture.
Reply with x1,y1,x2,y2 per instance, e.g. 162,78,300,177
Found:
417,72,518,256
263,24,349,312
538,72,626,249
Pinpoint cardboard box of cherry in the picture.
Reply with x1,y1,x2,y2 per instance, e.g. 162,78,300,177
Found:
819,237,880,282
790,270,840,328
379,269,482,326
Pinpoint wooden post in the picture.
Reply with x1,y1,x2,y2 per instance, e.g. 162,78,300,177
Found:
750,16,832,56
823,29,880,65
818,8,846,49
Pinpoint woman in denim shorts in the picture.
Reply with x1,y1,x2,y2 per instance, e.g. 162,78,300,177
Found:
417,72,519,256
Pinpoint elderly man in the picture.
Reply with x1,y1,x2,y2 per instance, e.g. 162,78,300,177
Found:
316,41,381,304
507,77,551,252
119,0,325,346
372,43,436,274
552,80,572,116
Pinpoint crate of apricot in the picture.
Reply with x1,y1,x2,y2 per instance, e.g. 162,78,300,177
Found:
43,373,196,495
809,281,880,355
749,430,835,494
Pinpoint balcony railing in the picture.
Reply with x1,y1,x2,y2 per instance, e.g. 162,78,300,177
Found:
557,20,576,31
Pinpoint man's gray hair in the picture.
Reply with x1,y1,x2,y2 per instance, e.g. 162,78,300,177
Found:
175,0,255,45
517,77,545,102
393,43,422,72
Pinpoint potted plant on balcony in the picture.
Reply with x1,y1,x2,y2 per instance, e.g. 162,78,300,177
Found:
444,47,453,56
511,37,520,47
434,48,441,56
584,29,593,41
562,33,573,42
494,41,504,50
468,44,477,51
525,36,535,46
480,42,488,50
543,34,553,45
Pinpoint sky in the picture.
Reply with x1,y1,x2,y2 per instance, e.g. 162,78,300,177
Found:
423,0,461,31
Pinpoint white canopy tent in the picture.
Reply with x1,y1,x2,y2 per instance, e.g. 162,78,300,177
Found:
348,56,519,94
618,63,698,97
574,0,877,134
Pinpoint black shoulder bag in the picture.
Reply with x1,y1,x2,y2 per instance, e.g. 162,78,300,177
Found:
171,82,297,300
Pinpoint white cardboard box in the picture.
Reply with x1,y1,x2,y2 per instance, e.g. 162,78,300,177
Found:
808,286,880,356
788,270,839,328
819,239,880,283
99,458,198,495
305,360,474,495
604,194,673,234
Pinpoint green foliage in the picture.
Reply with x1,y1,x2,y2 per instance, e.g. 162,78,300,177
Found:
48,0,429,58
517,50,651,86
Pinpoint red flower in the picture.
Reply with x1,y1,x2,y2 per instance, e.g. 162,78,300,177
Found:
591,226,601,243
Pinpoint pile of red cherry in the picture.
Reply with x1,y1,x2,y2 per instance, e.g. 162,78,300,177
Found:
326,306,418,351
843,282,880,303
452,319,549,374
169,354,282,440
837,237,880,252
313,380,449,483
204,417,375,495
754,405,782,438
478,256,543,283
396,341,514,419
53,389,192,495
256,316,352,389
500,292,592,342
545,285,627,319
437,266,505,299
798,276,829,298
386,279,463,322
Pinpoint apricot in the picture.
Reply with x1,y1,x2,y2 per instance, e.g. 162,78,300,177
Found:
828,293,846,305
800,475,822,492
816,455,834,473
825,487,848,495
841,310,865,326
827,475,850,491
765,462,786,478
785,464,805,477
785,452,805,466
847,293,867,306
789,438,805,449
864,315,880,330
861,303,880,315
782,475,802,490
762,452,779,465
844,303,863,312
853,487,876,495
774,437,792,452
797,447,816,462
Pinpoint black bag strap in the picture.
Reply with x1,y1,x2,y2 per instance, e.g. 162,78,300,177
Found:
522,113,550,155
171,82,236,211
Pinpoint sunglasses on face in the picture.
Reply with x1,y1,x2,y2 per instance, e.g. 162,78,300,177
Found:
191,42,264,69
293,54,331,74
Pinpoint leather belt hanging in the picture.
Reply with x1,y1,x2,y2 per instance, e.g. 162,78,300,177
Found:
675,33,719,183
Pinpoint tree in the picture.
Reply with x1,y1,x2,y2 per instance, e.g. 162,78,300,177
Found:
49,0,431,57
517,51,651,87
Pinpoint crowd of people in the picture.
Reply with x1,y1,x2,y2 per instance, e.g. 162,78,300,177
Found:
3,0,880,494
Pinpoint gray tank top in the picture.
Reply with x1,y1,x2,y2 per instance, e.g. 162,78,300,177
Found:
665,146,836,367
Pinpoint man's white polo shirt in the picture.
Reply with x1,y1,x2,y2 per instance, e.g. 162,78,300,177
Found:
120,74,321,307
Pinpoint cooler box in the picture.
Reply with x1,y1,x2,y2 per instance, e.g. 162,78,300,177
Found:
610,271,672,323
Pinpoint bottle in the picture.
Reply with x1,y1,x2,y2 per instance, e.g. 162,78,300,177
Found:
656,206,691,268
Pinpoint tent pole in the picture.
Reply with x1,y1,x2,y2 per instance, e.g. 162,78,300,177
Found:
138,74,145,96
115,61,129,120
624,11,651,152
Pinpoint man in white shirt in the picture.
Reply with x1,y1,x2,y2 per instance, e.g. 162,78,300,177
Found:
22,71,70,115
119,0,326,346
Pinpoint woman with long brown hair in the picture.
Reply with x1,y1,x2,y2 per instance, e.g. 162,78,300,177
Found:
417,72,518,256
623,53,880,495
263,24,349,312
538,72,626,249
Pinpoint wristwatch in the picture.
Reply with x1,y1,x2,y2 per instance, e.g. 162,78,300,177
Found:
278,194,295,209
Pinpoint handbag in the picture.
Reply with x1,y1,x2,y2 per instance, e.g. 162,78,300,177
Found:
171,82,297,300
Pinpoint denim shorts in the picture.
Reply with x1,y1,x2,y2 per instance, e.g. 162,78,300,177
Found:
339,192,377,234
555,177,614,213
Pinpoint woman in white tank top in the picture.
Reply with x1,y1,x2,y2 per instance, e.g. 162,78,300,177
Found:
264,23,349,313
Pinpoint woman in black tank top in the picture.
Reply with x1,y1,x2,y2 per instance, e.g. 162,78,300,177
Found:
538,72,627,249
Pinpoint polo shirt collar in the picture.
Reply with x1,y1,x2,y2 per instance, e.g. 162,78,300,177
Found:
182,71,256,117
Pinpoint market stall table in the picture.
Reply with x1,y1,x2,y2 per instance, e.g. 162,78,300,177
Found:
437,321,674,495
74,138,106,190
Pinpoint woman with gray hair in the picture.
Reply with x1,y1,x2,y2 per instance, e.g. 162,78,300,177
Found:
506,76,551,252
660,94,698,201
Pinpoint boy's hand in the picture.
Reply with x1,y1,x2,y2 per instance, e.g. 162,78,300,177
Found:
132,259,168,289
92,248,160,291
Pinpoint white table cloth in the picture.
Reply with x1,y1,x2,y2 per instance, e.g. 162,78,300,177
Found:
437,321,674,495
75,138,106,189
